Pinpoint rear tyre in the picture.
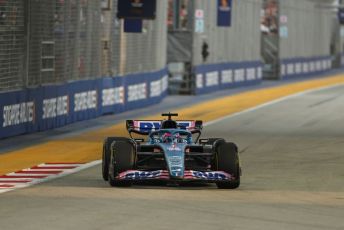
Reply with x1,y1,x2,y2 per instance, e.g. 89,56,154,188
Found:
108,139,136,187
102,137,130,181
214,142,241,189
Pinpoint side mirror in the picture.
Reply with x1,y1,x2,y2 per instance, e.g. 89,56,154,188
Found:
134,138,145,144
199,139,209,145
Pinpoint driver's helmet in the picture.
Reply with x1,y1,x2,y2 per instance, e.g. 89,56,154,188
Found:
174,133,183,143
162,132,173,143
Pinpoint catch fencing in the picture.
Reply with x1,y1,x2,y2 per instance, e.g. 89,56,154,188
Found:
104,0,167,76
0,0,168,91
27,0,102,86
0,0,169,139
0,0,25,90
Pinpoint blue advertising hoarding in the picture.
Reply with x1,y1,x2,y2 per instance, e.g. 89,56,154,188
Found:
117,0,156,19
0,69,168,139
217,0,232,27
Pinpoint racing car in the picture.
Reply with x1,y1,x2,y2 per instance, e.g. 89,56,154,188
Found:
102,113,241,189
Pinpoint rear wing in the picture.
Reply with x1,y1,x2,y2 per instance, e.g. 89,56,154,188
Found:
126,120,203,135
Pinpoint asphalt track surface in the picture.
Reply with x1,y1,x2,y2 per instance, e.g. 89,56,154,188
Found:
1,85,344,230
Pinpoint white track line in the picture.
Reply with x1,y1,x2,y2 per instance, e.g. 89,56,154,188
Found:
0,161,101,194
204,83,344,127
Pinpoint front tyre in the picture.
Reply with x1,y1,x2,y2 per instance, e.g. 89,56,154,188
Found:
214,142,241,189
102,137,130,181
108,139,136,187
102,138,113,181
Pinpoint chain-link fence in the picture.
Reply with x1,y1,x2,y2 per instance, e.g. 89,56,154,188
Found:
0,0,25,90
0,0,336,92
27,0,102,86
108,0,167,76
0,0,168,92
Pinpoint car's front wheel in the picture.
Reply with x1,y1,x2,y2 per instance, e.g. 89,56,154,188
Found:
213,142,241,189
108,138,136,187
102,137,131,181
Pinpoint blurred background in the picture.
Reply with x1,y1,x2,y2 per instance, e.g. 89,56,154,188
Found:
0,0,343,138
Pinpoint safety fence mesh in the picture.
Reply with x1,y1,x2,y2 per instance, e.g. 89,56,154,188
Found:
0,0,25,90
0,0,333,92
0,0,167,92
108,0,167,76
27,0,102,86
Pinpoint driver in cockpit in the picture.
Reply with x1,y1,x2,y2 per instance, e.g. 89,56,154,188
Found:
162,132,173,143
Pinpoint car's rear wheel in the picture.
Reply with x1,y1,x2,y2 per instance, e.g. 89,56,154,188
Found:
214,142,241,189
108,138,136,187
102,137,130,181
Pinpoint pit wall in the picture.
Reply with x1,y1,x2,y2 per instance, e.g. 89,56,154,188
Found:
280,56,332,79
0,69,168,139
194,61,262,95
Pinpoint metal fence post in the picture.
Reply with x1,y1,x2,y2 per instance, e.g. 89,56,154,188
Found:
23,0,30,88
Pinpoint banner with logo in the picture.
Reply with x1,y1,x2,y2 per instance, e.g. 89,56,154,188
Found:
0,69,168,139
217,0,232,27
117,0,156,19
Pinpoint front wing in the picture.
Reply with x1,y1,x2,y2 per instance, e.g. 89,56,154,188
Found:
116,170,235,182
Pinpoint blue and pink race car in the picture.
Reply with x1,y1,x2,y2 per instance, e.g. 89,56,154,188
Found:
102,113,241,189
